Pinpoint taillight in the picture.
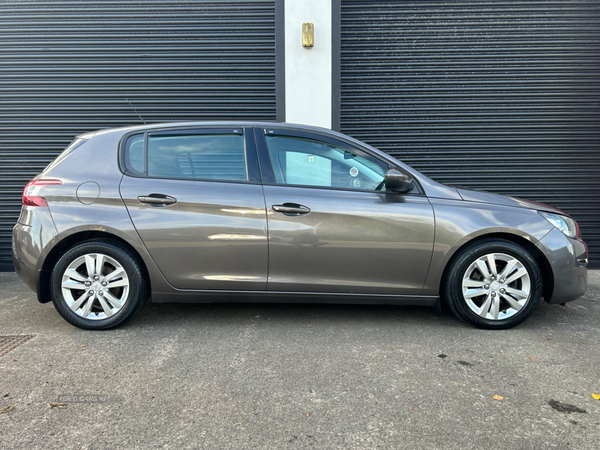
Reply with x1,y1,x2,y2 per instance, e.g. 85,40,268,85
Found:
22,179,62,207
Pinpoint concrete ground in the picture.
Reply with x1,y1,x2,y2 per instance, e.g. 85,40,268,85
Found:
0,271,598,450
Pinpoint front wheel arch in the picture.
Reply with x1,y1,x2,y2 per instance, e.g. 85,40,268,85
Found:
440,232,553,306
441,237,544,329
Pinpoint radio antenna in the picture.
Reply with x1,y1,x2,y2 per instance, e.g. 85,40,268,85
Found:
126,98,147,124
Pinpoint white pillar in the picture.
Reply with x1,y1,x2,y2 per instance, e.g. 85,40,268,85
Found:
284,0,333,129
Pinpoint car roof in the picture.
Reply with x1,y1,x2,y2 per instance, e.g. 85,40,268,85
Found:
79,121,344,140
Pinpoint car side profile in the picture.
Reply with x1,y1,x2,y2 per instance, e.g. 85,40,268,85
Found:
12,122,588,330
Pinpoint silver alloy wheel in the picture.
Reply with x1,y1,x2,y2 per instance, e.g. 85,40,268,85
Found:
461,252,531,321
61,253,129,320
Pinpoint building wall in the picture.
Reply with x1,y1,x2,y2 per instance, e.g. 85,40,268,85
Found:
284,0,332,128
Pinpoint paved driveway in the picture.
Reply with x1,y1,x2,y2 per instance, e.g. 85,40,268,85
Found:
1,271,599,449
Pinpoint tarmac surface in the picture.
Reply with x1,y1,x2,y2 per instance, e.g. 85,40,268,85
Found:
1,270,599,449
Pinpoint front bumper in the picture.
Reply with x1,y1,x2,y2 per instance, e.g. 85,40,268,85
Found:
536,227,587,304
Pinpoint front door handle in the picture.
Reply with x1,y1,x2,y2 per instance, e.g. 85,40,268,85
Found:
137,194,177,206
272,203,311,216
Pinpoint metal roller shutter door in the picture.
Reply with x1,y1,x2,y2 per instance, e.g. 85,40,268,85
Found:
0,0,276,271
341,1,600,267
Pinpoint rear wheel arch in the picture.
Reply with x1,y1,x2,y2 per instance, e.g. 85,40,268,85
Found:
38,231,151,304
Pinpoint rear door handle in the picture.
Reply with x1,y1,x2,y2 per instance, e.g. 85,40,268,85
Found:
272,203,311,216
137,194,177,206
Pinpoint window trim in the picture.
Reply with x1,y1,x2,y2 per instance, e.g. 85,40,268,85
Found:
118,126,262,184
253,127,424,195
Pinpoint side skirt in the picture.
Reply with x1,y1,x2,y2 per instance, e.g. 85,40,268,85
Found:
150,290,438,307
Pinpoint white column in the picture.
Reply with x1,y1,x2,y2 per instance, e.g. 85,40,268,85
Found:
284,0,332,129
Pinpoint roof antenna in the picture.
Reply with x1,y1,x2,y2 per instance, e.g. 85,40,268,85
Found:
126,98,147,124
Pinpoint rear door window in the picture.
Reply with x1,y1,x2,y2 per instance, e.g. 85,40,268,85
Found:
123,131,249,182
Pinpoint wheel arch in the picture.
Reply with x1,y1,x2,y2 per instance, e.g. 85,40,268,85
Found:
439,232,554,305
37,230,151,304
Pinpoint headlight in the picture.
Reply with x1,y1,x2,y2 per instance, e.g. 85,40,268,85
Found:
539,212,578,238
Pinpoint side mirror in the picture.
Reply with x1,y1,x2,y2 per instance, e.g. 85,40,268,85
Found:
384,169,414,193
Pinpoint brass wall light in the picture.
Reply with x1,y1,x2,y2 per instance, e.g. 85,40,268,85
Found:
302,23,314,48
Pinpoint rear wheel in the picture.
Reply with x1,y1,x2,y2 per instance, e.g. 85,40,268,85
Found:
443,239,542,329
51,240,148,330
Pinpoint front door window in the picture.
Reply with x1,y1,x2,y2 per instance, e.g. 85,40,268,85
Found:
264,135,388,191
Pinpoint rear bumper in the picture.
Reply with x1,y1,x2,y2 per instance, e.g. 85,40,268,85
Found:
12,207,59,299
12,223,39,293
536,228,587,304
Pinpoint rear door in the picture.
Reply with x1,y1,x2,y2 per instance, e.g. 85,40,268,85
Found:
119,126,268,290
255,127,435,295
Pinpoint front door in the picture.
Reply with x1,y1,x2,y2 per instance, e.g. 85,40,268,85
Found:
119,126,268,290
256,128,435,295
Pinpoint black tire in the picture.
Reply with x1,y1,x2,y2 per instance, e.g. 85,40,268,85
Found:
443,238,542,330
50,240,148,330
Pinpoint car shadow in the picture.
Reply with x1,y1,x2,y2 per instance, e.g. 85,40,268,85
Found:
124,298,581,332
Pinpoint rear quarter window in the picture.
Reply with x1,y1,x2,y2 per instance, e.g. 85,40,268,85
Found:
123,134,144,175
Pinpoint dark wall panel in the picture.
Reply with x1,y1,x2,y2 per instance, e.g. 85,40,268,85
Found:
341,1,600,266
0,0,276,270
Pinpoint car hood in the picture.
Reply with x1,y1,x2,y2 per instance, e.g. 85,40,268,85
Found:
455,187,566,215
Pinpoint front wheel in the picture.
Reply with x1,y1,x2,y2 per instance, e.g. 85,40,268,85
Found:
50,240,148,330
443,239,542,329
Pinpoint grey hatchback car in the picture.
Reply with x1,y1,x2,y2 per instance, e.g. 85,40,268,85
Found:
12,122,588,330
